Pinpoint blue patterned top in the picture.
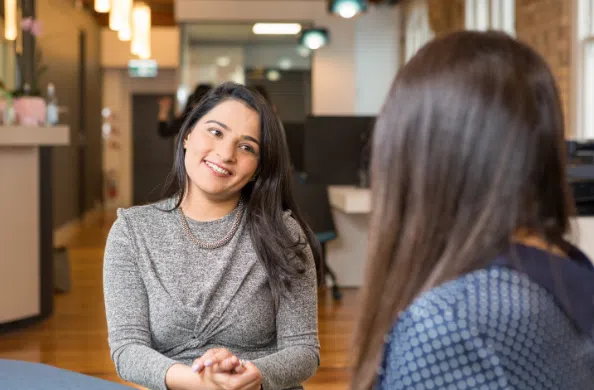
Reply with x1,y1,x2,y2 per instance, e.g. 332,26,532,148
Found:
377,244,594,390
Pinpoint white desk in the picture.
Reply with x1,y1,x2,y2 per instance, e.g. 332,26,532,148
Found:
326,186,371,287
327,186,594,287
0,126,69,327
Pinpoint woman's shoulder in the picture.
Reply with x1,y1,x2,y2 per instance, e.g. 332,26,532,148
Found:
282,209,301,234
398,267,564,331
110,198,176,238
380,266,594,389
116,198,175,220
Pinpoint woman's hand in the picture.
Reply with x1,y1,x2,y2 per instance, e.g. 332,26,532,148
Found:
201,361,262,390
191,348,243,374
158,96,172,121
191,348,263,390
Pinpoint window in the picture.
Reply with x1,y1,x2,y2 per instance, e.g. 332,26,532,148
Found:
405,0,434,62
577,0,594,139
465,0,515,36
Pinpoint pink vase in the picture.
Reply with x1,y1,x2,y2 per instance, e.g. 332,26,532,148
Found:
14,97,47,126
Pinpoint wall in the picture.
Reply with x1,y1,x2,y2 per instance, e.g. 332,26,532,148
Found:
516,0,573,135
102,69,178,208
354,4,401,115
101,27,180,68
37,0,102,228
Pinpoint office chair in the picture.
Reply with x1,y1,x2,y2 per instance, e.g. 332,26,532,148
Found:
291,175,342,301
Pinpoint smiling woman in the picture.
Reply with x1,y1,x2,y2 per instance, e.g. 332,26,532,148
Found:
103,82,322,390
182,100,261,205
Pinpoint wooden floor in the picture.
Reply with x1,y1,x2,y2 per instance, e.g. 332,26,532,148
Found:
0,213,358,389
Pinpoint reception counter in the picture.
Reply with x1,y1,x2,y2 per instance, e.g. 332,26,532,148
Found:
327,185,594,287
0,126,69,328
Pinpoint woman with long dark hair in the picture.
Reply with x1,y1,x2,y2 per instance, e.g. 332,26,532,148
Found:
104,82,322,390
352,31,594,389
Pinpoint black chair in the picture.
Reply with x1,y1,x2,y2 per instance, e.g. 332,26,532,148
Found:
291,175,342,300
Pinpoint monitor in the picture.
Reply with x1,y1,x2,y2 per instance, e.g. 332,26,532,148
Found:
304,115,375,186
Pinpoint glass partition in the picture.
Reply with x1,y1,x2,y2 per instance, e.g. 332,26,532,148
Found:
179,22,312,123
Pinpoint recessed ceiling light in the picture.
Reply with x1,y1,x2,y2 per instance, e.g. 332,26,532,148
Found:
329,0,367,19
278,58,292,70
252,23,302,35
300,28,329,50
297,45,311,57
216,56,231,67
266,69,281,82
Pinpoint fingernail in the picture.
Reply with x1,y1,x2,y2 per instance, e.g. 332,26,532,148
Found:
204,360,213,367
191,363,200,373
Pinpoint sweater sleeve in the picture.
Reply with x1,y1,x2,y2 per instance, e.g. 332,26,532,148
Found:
251,214,321,390
103,209,178,390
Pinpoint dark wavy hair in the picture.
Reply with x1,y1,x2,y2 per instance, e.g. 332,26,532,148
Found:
351,30,575,388
161,82,322,307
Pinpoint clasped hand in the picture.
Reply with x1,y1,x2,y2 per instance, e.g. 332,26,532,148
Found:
191,348,262,390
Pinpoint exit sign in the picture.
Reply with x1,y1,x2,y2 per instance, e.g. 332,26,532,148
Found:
128,59,158,78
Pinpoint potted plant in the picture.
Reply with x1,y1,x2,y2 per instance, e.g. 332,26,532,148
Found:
12,17,47,126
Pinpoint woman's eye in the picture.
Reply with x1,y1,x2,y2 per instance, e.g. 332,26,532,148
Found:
208,128,223,137
240,144,257,154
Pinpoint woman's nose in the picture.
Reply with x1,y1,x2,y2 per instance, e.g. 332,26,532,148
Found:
216,140,236,163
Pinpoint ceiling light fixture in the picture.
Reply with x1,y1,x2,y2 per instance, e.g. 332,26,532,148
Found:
94,0,110,13
4,0,16,41
266,69,281,82
216,56,231,67
131,2,151,59
328,0,368,18
252,23,302,35
278,58,292,70
299,28,329,50
117,0,132,41
109,0,122,31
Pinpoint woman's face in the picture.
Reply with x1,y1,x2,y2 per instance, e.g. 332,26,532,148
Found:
184,99,261,202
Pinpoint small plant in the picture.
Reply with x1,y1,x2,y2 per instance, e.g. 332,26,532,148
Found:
12,17,46,97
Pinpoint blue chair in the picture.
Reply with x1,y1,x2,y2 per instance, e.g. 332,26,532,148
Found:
292,174,342,300
0,359,130,389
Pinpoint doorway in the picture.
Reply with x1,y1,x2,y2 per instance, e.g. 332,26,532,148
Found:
132,94,176,205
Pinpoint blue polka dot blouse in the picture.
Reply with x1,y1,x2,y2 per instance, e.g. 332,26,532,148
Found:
377,244,594,390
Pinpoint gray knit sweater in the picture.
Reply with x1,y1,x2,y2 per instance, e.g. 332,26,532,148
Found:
103,198,320,390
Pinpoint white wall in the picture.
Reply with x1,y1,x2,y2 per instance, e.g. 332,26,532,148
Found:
102,69,178,208
354,5,401,115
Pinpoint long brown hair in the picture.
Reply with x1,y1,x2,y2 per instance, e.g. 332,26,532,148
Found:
351,30,575,389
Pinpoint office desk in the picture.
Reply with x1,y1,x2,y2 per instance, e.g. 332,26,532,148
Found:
0,126,69,328
327,186,594,287
326,186,370,287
